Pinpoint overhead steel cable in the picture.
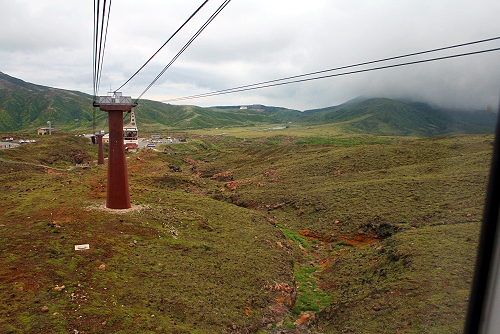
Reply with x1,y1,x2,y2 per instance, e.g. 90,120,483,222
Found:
92,0,111,133
92,0,99,133
94,0,106,96
92,0,100,99
166,36,500,102
135,0,232,102
166,46,500,102
94,0,112,98
114,0,210,93
96,0,112,96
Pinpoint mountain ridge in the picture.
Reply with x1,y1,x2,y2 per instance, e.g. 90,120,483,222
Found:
0,71,496,136
301,97,496,136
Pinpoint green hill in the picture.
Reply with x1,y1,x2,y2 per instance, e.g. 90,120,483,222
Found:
135,102,301,131
0,72,96,132
0,72,301,133
301,98,497,136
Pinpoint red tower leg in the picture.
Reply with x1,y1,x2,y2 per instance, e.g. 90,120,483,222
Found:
97,134,105,165
106,110,131,209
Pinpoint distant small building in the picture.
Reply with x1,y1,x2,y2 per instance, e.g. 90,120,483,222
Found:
250,104,264,111
37,127,51,135
240,106,248,110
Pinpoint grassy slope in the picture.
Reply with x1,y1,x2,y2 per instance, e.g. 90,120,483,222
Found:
301,98,496,136
184,133,490,332
0,136,293,333
0,131,492,333
316,223,478,333
195,135,490,233
0,72,302,133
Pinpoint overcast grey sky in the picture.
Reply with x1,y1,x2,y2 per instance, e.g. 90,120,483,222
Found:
1,0,500,110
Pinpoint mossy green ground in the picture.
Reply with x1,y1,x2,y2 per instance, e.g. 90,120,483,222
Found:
0,131,491,333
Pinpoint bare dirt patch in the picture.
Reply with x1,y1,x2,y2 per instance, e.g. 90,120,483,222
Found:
84,203,145,214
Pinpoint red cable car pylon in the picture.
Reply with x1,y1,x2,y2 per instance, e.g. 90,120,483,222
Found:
94,92,137,209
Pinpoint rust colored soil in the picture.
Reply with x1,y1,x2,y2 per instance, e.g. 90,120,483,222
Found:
339,234,381,247
299,229,332,243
